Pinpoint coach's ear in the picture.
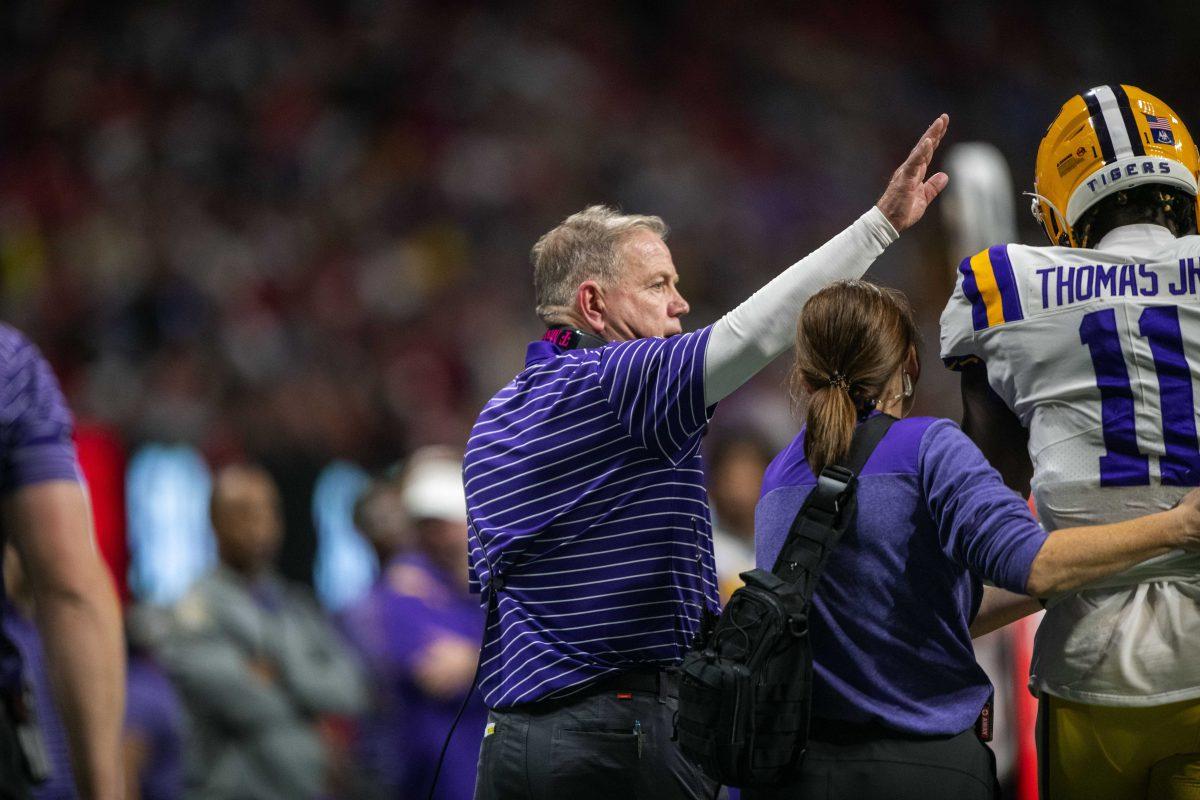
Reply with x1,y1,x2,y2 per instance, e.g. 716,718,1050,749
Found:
576,280,607,336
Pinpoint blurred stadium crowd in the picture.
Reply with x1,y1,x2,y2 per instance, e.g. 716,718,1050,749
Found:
3,0,1200,797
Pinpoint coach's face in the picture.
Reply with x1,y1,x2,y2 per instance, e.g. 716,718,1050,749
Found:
602,230,690,340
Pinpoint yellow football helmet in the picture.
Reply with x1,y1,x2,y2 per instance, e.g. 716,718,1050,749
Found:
1031,84,1199,246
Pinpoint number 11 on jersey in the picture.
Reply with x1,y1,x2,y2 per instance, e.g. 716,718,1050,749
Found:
1080,305,1200,487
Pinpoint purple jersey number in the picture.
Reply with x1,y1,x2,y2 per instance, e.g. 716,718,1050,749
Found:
1080,305,1200,487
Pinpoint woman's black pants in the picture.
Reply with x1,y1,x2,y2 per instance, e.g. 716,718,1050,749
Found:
744,724,998,800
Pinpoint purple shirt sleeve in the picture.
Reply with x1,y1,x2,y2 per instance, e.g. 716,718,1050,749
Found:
595,326,713,464
919,419,1047,593
0,331,79,493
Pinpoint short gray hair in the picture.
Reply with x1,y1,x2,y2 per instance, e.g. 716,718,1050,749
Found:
531,205,668,324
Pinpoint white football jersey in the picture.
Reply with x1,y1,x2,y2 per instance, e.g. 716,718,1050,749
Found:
941,223,1200,705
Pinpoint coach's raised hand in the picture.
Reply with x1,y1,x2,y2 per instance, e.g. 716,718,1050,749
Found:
876,114,950,233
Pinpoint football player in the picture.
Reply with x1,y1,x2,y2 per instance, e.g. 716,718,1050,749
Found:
941,85,1200,799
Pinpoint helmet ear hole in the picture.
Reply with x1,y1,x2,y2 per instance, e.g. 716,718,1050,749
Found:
1025,190,1070,246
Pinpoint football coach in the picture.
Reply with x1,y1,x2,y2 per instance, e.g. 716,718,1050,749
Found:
466,114,950,800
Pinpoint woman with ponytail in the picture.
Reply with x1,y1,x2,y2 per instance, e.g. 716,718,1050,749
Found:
750,280,1200,800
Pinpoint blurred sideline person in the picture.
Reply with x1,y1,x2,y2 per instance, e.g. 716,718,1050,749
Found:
158,464,366,800
941,85,1200,798
340,477,409,798
0,327,124,800
122,606,184,800
353,474,411,570
342,448,486,800
707,433,775,603
752,280,1200,799
467,115,950,800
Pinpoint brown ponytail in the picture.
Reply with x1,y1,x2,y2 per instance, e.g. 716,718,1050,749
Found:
789,280,920,475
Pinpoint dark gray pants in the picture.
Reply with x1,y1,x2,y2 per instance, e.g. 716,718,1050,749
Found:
744,727,997,800
473,674,722,800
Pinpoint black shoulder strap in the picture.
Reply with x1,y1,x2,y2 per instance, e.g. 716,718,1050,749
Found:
841,413,895,474
770,414,895,598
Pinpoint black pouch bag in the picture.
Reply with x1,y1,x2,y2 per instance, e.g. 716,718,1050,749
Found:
676,414,894,788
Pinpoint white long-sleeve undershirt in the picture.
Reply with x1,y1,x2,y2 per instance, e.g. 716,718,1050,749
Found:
703,206,899,406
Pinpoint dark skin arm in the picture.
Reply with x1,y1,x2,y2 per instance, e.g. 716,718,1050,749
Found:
960,361,1041,636
969,588,1043,638
960,361,1033,496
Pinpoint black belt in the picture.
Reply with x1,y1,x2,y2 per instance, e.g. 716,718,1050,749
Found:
527,668,678,711
587,668,677,697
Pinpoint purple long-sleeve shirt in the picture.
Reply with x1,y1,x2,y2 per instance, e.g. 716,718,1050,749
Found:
755,416,1047,736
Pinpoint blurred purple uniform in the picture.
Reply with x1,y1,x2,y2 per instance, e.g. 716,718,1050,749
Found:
341,553,487,800
124,655,184,800
2,610,77,800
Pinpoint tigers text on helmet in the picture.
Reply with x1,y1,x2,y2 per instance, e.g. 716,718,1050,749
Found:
1031,84,1200,247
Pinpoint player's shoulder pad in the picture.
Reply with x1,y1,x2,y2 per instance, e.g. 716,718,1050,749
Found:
954,243,1026,334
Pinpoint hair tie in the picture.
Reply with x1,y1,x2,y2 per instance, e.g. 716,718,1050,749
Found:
827,372,850,390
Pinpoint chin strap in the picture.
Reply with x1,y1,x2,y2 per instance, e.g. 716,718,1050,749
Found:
543,327,608,350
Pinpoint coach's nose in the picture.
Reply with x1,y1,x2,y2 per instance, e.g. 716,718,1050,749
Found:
670,287,690,317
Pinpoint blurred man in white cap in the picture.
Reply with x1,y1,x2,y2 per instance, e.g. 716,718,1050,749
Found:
341,447,486,800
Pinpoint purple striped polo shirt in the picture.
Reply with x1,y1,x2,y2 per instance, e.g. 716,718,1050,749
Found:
756,416,1047,736
465,327,721,709
0,325,80,691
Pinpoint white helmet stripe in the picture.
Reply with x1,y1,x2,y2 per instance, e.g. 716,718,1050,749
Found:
1065,154,1198,224
1092,85,1135,159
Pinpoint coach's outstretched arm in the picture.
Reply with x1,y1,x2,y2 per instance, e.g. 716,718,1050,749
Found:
704,114,950,405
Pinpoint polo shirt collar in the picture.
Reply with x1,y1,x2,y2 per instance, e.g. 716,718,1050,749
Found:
525,340,564,367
